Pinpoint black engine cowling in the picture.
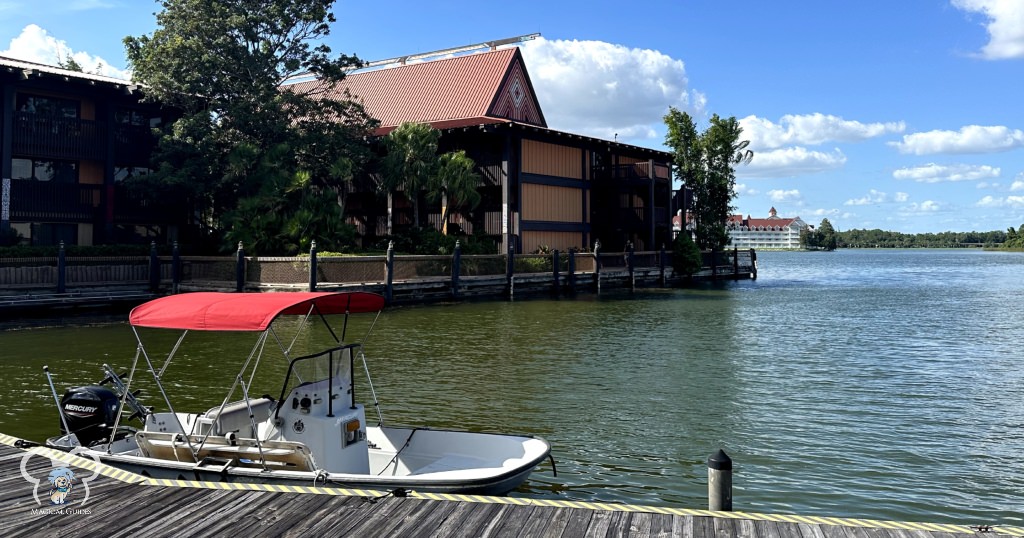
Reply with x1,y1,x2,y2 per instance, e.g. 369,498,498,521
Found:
59,386,121,446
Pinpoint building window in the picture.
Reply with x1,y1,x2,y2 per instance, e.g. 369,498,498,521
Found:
115,108,162,128
12,158,78,183
30,223,78,246
16,93,79,119
114,167,152,182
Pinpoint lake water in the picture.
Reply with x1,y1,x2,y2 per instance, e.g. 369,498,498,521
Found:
1,249,1022,525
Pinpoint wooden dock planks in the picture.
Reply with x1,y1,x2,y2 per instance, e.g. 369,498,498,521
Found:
0,442,1006,538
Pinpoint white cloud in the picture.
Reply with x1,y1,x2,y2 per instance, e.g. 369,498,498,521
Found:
740,113,905,150
894,192,910,202
892,163,1000,182
977,195,1024,207
735,183,759,196
767,189,801,203
739,146,847,178
1011,180,1024,191
0,24,130,79
844,189,891,206
520,37,697,141
900,201,943,214
889,125,1024,154
809,208,841,217
952,0,1024,59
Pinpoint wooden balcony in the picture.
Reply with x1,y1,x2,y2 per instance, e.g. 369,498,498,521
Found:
8,180,102,221
10,112,156,163
8,179,182,224
592,162,671,183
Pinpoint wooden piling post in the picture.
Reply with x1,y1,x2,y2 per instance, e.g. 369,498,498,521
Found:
172,241,180,294
235,242,245,292
552,249,560,294
308,240,318,292
506,240,515,299
627,241,635,290
733,247,739,280
593,240,601,293
384,241,395,304
659,243,666,286
451,241,461,299
148,241,160,292
57,241,66,293
708,449,733,511
567,249,576,293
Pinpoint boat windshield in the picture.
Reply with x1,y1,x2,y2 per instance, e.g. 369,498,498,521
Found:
275,344,359,419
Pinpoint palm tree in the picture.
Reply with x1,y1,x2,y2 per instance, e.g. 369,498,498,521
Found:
431,150,481,234
381,122,439,231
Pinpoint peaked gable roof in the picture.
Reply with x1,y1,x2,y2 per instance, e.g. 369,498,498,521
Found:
288,47,546,135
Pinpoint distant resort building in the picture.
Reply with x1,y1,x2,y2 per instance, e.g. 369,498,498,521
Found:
726,207,809,249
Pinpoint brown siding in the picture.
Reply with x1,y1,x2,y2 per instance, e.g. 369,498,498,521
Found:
522,140,582,179
79,161,104,185
522,184,583,222
521,231,583,253
80,99,96,121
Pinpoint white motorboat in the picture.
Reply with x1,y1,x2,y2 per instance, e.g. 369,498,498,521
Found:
44,291,551,495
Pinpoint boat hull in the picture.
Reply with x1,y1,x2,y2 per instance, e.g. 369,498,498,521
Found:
46,426,550,496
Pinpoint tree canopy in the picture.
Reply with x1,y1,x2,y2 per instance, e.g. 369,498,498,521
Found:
801,218,838,251
664,108,752,250
124,0,377,254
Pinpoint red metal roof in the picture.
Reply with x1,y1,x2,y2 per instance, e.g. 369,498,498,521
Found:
728,214,799,228
129,292,385,331
288,48,545,135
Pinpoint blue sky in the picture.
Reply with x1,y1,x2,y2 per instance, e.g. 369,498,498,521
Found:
2,0,1022,233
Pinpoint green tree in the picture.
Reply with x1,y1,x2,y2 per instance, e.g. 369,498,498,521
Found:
663,108,752,251
124,0,375,253
818,218,837,251
671,231,703,278
800,226,819,249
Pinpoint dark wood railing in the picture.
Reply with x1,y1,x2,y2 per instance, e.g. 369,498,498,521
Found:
10,112,155,162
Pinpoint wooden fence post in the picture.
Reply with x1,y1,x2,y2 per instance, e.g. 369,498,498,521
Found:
733,246,739,280
235,241,245,293
149,241,160,292
568,249,576,293
451,240,461,299
57,241,66,293
627,241,635,290
384,241,395,304
659,243,666,286
308,240,318,292
506,239,515,299
552,250,560,294
172,241,181,294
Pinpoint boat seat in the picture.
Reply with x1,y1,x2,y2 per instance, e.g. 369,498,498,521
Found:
203,398,275,437
134,431,317,472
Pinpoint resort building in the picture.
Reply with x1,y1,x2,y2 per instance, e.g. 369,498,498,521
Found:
726,207,809,249
290,44,676,253
2,40,681,253
0,56,179,246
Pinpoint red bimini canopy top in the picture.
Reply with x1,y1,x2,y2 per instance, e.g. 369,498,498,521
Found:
129,292,386,332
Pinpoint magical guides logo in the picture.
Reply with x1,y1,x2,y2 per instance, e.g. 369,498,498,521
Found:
19,446,101,513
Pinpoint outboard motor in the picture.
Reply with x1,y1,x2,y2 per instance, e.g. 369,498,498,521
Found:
59,386,121,446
